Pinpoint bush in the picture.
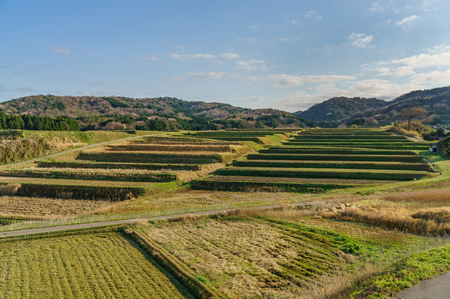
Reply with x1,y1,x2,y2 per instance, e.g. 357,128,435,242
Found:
439,137,450,155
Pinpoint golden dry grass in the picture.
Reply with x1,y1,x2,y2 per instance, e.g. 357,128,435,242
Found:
383,189,450,203
0,196,116,219
322,203,450,235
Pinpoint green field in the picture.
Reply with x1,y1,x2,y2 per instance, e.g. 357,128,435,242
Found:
0,229,193,298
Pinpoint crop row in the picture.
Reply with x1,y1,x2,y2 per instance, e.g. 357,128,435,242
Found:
261,147,418,155
288,139,411,143
107,144,232,152
215,167,436,181
77,152,222,164
246,153,425,162
233,160,433,171
193,131,292,137
0,231,191,298
293,135,406,140
37,161,203,171
0,170,178,182
0,182,147,200
282,143,430,149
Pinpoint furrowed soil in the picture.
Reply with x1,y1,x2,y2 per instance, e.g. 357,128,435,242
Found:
0,231,193,298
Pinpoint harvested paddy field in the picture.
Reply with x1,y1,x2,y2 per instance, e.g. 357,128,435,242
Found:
194,128,437,193
133,209,430,298
0,229,193,298
0,196,114,218
0,135,250,212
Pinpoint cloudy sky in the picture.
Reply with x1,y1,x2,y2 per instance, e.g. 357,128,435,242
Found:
1,0,449,112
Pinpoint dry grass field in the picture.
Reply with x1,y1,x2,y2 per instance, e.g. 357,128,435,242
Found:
133,208,439,299
0,196,115,219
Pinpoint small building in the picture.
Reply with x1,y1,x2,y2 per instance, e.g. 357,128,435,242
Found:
429,142,439,153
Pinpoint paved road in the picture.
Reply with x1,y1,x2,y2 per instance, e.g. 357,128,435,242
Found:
392,271,450,299
0,201,322,238
0,132,165,169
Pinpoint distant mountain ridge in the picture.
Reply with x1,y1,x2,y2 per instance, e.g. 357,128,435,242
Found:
0,95,313,130
294,86,450,125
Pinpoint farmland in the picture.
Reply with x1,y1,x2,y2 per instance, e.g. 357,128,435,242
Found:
194,128,437,192
0,127,449,298
0,228,193,298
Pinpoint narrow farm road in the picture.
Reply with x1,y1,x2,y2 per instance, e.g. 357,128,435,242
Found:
0,201,322,238
0,132,166,169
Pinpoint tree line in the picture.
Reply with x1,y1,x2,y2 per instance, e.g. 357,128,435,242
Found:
0,113,80,131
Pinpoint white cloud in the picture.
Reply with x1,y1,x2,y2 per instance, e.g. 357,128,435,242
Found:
219,53,240,60
268,80,422,111
180,72,225,80
234,60,267,71
75,90,118,96
395,15,419,27
370,2,384,12
237,38,255,43
141,56,161,61
234,96,264,102
306,11,321,20
279,38,290,41
348,33,374,49
52,47,72,55
170,53,216,61
376,45,450,76
411,68,450,84
269,74,356,88
251,25,258,29
289,19,299,24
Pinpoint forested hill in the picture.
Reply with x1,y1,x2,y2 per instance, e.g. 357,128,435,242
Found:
293,86,450,126
293,97,386,123
0,95,315,130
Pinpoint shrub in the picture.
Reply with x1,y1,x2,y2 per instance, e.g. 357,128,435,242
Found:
439,137,450,155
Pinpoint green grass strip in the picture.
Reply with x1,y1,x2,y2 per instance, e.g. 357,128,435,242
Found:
215,167,435,181
247,153,425,162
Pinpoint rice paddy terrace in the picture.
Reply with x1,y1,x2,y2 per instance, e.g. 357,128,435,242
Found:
0,135,251,214
194,128,438,192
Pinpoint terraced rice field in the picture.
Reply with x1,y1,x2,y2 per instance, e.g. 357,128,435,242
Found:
0,230,193,298
194,128,438,192
0,135,243,217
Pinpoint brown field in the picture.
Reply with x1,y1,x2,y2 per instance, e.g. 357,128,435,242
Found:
0,196,115,219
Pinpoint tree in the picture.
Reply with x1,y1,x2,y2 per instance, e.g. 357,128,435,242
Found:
398,107,428,130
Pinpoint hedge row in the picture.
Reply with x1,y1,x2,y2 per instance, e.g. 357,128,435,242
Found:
233,160,433,171
261,148,418,155
191,179,359,193
37,161,202,171
288,139,410,143
2,183,147,201
0,170,178,183
77,152,221,164
215,167,435,181
283,143,430,150
246,153,426,162
194,137,265,144
293,135,407,140
107,144,232,152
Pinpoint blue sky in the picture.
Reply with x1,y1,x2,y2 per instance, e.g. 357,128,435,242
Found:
1,0,449,112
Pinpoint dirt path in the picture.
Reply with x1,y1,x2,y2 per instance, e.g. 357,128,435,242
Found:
0,201,323,238
0,132,165,169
